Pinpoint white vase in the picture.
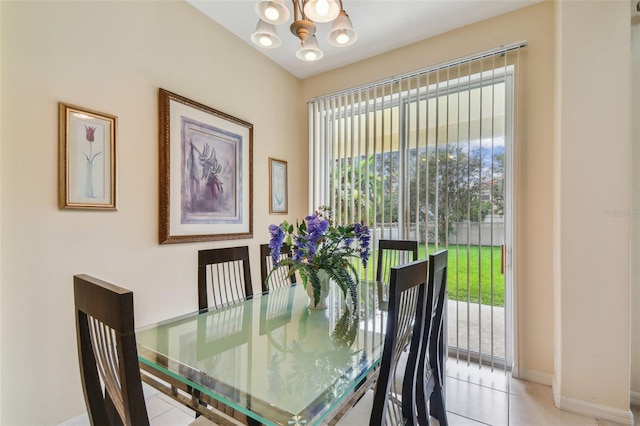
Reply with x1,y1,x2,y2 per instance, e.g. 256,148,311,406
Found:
306,269,330,310
85,161,94,198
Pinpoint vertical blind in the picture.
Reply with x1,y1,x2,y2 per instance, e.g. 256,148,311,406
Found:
307,41,526,368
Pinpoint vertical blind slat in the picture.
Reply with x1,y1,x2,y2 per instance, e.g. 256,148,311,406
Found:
477,55,484,367
465,60,473,367
489,59,498,365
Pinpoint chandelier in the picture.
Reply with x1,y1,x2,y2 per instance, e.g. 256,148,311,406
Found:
251,0,357,62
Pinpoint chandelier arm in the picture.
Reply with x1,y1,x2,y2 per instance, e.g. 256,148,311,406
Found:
292,0,304,20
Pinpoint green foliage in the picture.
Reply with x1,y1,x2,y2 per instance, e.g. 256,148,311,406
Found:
334,146,505,246
408,146,494,244
333,155,383,224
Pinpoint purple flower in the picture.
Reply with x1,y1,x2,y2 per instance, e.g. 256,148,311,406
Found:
306,215,329,238
306,240,318,260
268,224,284,266
293,235,306,261
302,214,329,262
354,222,371,267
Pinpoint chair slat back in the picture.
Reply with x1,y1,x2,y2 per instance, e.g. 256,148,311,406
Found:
376,239,419,284
198,246,253,310
260,243,296,292
74,274,149,426
370,259,428,425
89,317,125,420
416,249,449,425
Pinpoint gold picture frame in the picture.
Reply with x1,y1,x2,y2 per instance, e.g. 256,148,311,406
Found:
269,158,288,214
159,89,253,244
58,102,117,210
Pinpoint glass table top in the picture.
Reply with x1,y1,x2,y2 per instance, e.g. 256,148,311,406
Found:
136,282,387,425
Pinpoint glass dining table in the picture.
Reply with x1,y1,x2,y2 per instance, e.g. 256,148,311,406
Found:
136,282,388,425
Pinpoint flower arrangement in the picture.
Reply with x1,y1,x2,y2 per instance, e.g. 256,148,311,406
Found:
267,207,371,307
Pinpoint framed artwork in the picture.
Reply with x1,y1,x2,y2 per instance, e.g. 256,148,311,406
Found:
159,88,253,244
58,102,117,210
269,158,288,214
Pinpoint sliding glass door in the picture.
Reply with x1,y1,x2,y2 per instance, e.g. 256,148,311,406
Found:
308,47,521,369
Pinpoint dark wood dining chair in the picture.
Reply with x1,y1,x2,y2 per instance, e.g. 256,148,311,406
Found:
337,259,428,425
416,249,449,426
74,274,213,426
259,243,297,292
376,239,419,312
376,239,419,284
198,246,253,310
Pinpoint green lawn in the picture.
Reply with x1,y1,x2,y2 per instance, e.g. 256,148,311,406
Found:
428,244,505,307
362,244,505,307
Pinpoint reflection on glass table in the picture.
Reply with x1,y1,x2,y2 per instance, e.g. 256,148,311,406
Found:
136,282,387,425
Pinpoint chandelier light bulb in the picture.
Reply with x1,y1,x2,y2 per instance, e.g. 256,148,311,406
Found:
315,0,329,17
296,35,324,61
255,0,290,25
264,3,280,21
327,9,357,47
259,34,273,47
251,19,281,48
336,30,349,45
303,0,340,23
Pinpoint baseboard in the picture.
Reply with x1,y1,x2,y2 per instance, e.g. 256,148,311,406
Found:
511,366,553,386
552,376,560,407
631,391,640,406
554,394,634,426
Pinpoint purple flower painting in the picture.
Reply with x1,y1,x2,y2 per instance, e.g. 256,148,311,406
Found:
180,116,242,225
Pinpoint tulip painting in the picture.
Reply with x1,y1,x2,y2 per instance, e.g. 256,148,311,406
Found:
59,102,116,210
83,125,101,198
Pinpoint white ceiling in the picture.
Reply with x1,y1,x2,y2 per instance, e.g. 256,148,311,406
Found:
187,0,541,79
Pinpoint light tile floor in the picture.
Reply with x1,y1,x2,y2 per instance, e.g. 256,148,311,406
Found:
444,360,639,426
62,360,639,426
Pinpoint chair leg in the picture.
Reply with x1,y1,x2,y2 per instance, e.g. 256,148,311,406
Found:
105,391,125,426
430,338,447,425
416,374,435,426
429,385,447,426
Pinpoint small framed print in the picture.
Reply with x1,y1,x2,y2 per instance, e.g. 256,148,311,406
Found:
59,102,117,210
269,158,287,214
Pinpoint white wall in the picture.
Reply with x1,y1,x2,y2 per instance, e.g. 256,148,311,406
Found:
631,2,640,406
0,1,306,424
554,1,632,423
